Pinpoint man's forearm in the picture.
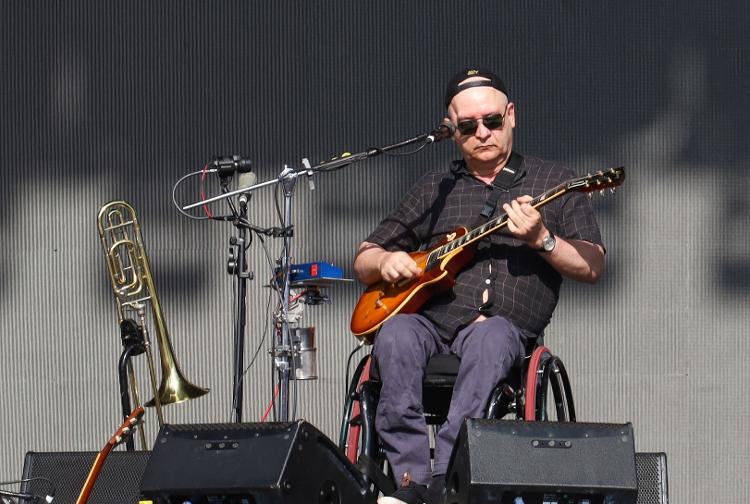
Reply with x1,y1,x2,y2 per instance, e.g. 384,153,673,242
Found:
354,242,389,285
539,238,604,284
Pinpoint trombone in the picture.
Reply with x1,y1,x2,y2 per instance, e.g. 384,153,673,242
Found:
97,200,208,448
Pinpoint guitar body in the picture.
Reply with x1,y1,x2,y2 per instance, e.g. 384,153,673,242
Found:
351,227,475,343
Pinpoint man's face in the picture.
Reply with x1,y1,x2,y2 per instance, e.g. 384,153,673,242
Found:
447,83,515,169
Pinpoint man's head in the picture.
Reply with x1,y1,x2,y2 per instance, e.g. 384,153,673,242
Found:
444,68,516,174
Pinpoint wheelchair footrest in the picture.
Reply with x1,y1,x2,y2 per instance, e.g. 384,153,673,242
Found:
357,453,396,496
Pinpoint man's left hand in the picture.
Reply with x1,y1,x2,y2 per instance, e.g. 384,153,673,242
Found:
502,195,547,249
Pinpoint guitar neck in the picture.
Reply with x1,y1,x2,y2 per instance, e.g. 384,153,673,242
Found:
428,182,570,263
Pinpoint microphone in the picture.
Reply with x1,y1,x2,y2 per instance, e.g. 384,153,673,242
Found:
238,170,257,207
427,122,456,143
212,155,253,178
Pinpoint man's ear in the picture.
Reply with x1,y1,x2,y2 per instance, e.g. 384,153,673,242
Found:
506,103,516,129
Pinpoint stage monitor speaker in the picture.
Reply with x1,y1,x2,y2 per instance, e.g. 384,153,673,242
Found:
139,420,374,504
20,450,150,504
446,419,638,504
635,453,668,504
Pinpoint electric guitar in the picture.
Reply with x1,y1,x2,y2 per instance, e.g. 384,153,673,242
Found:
350,167,625,343
75,406,145,504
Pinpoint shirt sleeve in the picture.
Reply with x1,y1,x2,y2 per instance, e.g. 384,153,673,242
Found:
364,174,432,252
554,166,604,247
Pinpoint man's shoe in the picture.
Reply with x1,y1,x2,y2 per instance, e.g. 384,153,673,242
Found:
377,481,429,504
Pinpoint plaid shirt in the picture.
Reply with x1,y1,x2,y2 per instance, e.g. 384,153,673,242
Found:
365,154,603,340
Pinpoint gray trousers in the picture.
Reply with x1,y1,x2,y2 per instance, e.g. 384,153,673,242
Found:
372,313,526,486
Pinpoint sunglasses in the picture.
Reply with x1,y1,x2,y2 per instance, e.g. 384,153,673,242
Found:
455,111,506,136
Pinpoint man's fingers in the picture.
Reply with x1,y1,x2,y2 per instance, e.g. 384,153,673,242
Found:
516,195,533,204
382,253,421,283
505,202,528,231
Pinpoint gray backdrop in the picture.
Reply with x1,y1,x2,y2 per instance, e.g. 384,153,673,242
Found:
1,1,748,502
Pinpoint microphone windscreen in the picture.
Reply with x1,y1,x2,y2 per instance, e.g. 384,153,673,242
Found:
238,171,257,190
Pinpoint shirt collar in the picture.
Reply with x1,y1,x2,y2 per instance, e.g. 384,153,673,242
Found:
449,151,525,179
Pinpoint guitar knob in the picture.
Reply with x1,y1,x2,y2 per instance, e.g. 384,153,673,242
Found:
375,298,391,314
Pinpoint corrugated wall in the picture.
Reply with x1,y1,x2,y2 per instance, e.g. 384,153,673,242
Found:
1,1,749,502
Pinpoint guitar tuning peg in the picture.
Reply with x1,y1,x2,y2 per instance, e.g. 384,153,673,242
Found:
600,189,605,196
587,192,593,199
610,188,616,194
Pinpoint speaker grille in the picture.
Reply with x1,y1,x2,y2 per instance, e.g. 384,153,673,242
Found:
636,452,669,504
21,451,150,504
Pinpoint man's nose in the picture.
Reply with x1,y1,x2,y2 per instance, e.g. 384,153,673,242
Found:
474,121,492,140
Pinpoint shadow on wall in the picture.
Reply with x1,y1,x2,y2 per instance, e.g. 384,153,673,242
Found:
1,1,749,303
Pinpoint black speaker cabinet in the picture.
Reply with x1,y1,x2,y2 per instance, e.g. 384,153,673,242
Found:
20,451,150,504
635,453,668,504
139,420,374,504
446,419,638,504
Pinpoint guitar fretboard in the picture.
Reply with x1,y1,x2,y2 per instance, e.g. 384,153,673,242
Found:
423,167,623,271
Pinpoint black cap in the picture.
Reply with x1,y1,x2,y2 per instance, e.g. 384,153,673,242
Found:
444,67,509,108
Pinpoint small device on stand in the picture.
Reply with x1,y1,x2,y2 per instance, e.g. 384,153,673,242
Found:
275,262,354,383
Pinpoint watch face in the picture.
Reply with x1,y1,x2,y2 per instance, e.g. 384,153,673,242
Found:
543,234,556,252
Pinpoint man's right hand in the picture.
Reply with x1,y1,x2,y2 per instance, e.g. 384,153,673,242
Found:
378,251,422,283
353,242,422,285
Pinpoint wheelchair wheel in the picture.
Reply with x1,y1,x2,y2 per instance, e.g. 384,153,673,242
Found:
339,354,395,494
339,355,381,464
523,346,576,421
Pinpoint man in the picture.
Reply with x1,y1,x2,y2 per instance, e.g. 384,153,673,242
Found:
353,68,605,504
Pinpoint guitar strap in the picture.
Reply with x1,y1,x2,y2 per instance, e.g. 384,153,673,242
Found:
478,151,525,221
476,152,524,316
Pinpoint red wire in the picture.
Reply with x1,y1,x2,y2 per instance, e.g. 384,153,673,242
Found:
260,385,280,422
200,163,214,218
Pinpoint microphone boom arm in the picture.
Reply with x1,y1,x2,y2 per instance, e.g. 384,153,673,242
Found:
182,132,430,211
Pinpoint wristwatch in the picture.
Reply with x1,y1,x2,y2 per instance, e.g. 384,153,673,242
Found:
540,232,556,253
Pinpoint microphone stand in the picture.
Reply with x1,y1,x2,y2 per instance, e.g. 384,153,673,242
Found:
229,197,252,422
185,131,435,422
277,166,296,421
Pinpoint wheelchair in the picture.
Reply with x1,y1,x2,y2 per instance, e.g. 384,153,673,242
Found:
338,336,576,493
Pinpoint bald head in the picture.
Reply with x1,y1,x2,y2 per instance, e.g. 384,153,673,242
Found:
447,76,508,119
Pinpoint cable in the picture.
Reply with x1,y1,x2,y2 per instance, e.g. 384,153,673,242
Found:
260,386,279,422
200,163,214,219
381,140,431,156
172,169,210,220
230,285,275,422
0,477,54,503
171,166,234,221
273,181,285,227
271,324,278,421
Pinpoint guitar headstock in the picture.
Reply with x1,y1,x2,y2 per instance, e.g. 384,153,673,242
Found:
108,406,145,447
568,167,625,194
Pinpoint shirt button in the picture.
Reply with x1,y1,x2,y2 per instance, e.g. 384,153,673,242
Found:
485,279,491,284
